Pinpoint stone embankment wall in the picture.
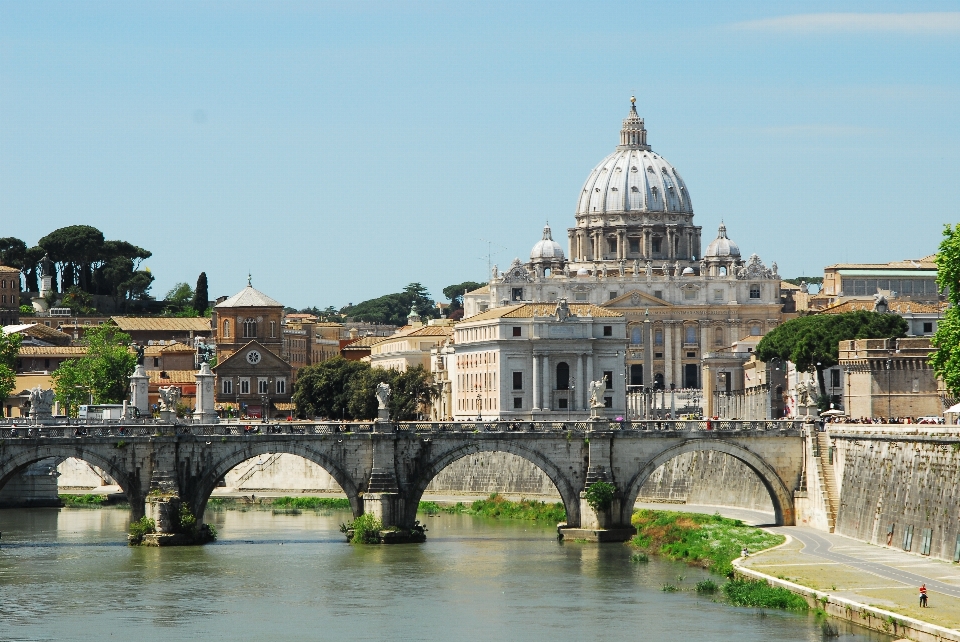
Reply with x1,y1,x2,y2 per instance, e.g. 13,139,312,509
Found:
832,427,960,563
636,450,775,513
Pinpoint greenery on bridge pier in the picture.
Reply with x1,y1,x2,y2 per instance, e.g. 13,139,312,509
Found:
128,516,156,544
417,494,566,523
629,509,783,577
271,497,351,511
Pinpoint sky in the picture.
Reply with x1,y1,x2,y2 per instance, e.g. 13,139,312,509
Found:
1,1,958,309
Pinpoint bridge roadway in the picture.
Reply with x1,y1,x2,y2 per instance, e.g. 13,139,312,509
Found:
0,419,805,536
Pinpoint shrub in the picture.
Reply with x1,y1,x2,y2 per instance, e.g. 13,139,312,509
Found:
722,578,808,611
60,494,107,507
661,584,679,592
129,516,156,544
584,481,615,513
630,552,649,563
179,504,197,532
345,513,383,544
696,579,718,594
418,501,442,515
272,496,351,510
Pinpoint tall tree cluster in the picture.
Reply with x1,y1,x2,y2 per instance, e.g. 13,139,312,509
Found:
931,225,960,398
292,358,437,421
340,283,441,327
756,311,907,402
51,325,137,415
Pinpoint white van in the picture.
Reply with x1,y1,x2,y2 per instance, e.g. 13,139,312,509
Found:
78,405,126,421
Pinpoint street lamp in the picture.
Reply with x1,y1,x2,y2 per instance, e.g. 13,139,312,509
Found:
886,358,892,421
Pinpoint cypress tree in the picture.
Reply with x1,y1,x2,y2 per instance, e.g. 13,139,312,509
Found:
192,272,209,314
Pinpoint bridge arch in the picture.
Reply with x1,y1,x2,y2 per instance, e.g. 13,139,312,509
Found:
405,441,581,529
0,446,140,514
189,443,363,521
621,440,794,526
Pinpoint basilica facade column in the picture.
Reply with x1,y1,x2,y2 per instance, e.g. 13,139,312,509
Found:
532,354,540,410
542,354,550,411
617,229,626,260
576,354,585,410
663,321,674,388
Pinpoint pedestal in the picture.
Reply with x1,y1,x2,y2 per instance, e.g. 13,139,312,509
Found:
129,365,150,416
193,362,219,424
377,407,389,421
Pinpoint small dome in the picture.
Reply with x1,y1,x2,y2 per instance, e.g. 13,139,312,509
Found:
704,223,741,259
682,267,694,276
576,267,589,276
530,223,565,261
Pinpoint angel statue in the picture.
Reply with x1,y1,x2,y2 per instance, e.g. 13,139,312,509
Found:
376,382,391,410
588,380,606,409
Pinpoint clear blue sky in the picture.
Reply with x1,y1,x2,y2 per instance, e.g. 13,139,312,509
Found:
2,1,958,309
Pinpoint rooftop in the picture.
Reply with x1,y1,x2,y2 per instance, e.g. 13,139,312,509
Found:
462,303,624,323
214,283,283,309
112,316,212,332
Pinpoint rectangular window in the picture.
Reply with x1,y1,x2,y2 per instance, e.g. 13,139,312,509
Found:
240,378,250,395
655,330,663,346
609,291,617,300
574,292,588,301
921,528,933,556
654,290,663,300
512,287,523,301
603,371,613,390
603,325,612,336
923,322,933,333
276,378,286,394
512,326,521,337
153,357,160,368
513,372,523,390
831,370,840,388
903,524,914,551
652,238,662,253
629,238,640,254
514,397,523,409
222,379,233,395
607,237,617,253
558,398,568,409
684,289,696,300
258,378,269,394
749,285,761,299
270,321,277,338
604,396,613,408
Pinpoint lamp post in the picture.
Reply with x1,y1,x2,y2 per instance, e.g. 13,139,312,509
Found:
886,358,892,421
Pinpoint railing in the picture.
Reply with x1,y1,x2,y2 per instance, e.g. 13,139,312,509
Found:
0,419,806,439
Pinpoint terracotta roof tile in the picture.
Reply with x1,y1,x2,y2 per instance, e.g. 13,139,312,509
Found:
461,303,623,323
342,336,381,349
111,317,212,332
818,298,945,315
19,346,88,356
148,370,197,384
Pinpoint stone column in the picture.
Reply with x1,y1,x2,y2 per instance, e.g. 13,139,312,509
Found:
663,322,674,388
542,354,550,411
643,229,650,258
617,229,626,260
576,354,585,411
193,362,218,424
644,321,653,394
703,362,714,418
567,229,575,262
130,365,149,416
586,354,594,397
700,323,709,354
532,354,540,410
674,323,683,387
364,429,406,529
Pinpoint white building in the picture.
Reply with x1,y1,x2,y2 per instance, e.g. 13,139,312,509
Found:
463,98,785,394
446,300,627,421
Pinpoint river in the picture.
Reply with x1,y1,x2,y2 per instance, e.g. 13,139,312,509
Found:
0,507,892,641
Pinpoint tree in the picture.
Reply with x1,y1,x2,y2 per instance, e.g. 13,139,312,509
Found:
0,331,21,408
388,366,439,420
756,311,907,400
39,225,105,292
782,276,824,287
292,358,371,419
931,224,960,397
21,246,46,293
52,325,137,415
164,282,194,314
442,281,485,312
191,272,209,315
341,282,440,327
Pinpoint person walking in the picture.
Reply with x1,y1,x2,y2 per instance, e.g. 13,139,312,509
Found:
920,583,928,607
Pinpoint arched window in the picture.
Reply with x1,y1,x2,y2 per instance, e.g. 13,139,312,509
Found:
714,327,723,347
223,320,230,338
719,266,727,276
631,327,643,345
685,326,697,345
556,362,570,390
243,320,257,338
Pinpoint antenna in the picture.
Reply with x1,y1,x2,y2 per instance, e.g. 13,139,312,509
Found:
478,238,508,276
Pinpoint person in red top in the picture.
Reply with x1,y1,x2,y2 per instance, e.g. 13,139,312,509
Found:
920,584,928,607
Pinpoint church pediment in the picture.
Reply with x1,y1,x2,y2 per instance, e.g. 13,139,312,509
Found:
214,340,291,373
603,290,672,308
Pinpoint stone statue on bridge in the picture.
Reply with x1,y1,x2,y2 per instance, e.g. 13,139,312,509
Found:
28,386,55,419
375,382,391,421
158,386,182,412
588,380,606,410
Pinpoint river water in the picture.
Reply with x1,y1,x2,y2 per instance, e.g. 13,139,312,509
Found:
0,507,892,642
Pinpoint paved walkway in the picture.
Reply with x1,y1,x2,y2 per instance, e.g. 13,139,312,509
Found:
744,527,960,631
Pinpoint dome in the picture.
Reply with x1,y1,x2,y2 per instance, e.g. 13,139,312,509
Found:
530,223,565,261
704,223,740,258
681,267,694,276
576,100,692,217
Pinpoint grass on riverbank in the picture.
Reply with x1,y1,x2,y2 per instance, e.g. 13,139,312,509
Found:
271,497,351,510
722,578,809,611
417,494,566,523
630,509,783,577
59,494,108,507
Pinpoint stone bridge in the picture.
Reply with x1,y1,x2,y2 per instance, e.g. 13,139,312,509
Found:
0,419,806,540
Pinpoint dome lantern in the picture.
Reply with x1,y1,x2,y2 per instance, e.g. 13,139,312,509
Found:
618,96,650,151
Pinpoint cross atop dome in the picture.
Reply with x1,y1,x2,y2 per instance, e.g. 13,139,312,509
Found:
618,96,650,151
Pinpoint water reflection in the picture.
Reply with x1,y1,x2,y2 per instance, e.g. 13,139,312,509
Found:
0,507,893,642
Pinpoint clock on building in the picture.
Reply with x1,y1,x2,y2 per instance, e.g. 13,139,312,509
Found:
246,350,262,365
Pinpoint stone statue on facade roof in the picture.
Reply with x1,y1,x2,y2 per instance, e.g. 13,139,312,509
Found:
674,261,681,277
645,261,652,278
618,260,625,277
555,298,571,322
799,281,809,294
633,259,640,276
661,263,670,278
491,264,498,280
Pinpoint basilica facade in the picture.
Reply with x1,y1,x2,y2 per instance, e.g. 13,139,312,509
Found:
463,99,784,393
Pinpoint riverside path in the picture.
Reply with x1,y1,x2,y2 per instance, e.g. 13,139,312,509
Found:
0,419,804,540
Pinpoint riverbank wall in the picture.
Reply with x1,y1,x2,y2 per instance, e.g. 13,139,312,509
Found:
828,426,960,564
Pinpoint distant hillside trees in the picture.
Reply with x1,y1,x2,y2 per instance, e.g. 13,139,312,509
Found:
341,283,440,327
